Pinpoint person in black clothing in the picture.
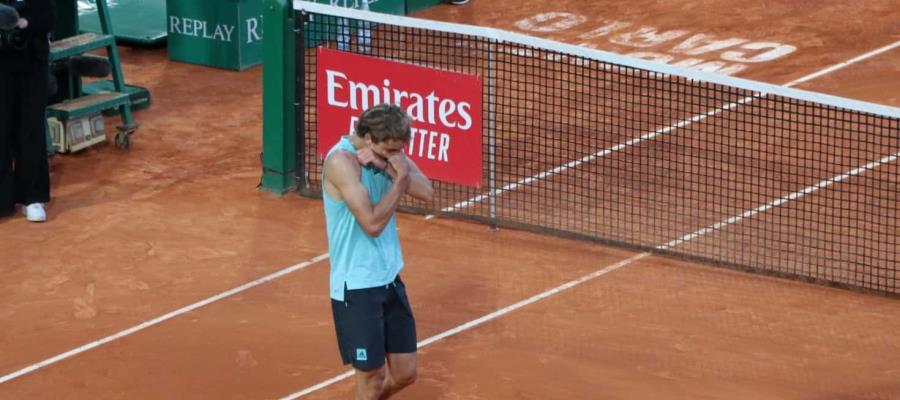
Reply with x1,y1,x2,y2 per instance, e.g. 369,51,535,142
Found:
0,0,54,222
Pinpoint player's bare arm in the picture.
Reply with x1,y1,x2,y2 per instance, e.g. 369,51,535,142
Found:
356,147,388,170
359,146,433,202
385,153,433,202
324,150,410,237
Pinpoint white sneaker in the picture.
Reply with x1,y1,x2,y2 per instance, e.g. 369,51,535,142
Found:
23,203,47,222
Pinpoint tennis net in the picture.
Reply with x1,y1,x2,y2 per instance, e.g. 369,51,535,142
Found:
291,2,900,295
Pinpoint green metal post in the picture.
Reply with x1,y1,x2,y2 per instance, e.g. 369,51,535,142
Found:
261,0,297,195
294,9,308,195
95,0,135,128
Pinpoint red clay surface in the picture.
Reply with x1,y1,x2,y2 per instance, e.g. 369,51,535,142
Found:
1,1,898,399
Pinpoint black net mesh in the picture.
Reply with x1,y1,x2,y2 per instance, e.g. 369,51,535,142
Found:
294,8,900,295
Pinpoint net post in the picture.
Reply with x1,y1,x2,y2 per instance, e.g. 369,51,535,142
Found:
487,40,498,229
295,10,310,194
261,0,297,195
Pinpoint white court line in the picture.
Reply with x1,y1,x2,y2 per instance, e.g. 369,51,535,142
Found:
425,39,900,219
281,148,900,400
426,96,753,217
279,253,651,400
659,151,900,250
784,40,900,87
0,253,330,385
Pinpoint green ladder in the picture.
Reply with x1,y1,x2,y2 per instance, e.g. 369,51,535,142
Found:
47,0,139,149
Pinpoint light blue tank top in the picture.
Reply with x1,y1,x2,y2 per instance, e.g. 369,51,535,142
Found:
323,136,404,301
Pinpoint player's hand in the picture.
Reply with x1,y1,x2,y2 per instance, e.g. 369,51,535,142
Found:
386,153,409,179
16,18,28,29
357,148,387,170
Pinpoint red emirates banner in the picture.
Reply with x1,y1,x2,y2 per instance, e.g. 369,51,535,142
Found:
316,48,483,187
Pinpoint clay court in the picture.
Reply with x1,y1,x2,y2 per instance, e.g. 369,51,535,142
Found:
1,1,899,399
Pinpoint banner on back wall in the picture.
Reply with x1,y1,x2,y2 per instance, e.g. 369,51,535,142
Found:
316,48,483,188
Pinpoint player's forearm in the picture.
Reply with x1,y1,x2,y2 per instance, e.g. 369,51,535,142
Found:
365,174,410,236
406,170,433,202
388,158,432,202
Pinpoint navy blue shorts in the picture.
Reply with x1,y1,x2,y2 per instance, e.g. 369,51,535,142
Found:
331,275,417,371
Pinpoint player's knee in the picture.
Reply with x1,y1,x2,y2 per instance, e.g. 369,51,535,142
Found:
357,367,387,396
394,368,417,388
363,367,387,383
364,382,386,399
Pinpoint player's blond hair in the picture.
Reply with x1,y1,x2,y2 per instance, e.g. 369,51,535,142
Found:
355,104,411,144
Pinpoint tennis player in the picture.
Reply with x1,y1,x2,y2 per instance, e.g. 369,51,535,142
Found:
322,103,433,399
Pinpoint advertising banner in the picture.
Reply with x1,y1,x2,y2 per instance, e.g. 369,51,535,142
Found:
317,48,483,187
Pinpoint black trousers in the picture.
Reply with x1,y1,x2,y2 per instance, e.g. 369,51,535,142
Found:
0,63,51,216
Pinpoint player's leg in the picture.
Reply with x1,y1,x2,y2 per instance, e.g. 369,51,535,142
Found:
379,276,418,398
331,286,390,399
355,366,387,400
378,352,417,399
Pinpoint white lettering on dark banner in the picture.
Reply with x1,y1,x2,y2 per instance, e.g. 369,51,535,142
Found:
317,48,483,187
246,16,264,44
169,16,236,43
326,71,474,131
408,127,451,162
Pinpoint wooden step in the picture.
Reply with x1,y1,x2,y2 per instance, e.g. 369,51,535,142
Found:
83,80,152,111
47,92,130,120
49,33,115,61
